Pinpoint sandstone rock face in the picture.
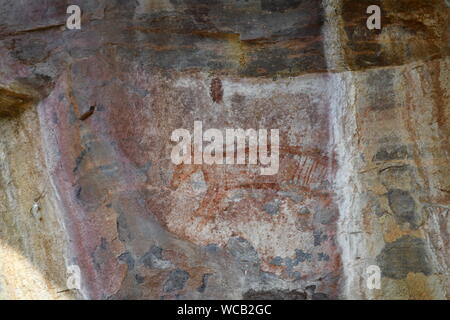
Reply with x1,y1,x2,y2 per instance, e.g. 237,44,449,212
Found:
0,0,448,299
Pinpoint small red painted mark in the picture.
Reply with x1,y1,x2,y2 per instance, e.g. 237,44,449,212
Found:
210,78,223,103
79,106,95,121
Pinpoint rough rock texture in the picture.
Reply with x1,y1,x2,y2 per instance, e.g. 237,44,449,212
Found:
0,0,448,299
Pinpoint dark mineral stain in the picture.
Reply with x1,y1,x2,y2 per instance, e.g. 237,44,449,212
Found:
314,207,338,225
243,289,306,300
17,73,54,98
101,0,326,77
294,249,312,263
317,252,330,261
313,230,328,246
373,145,411,161
376,235,432,279
118,251,135,270
226,237,260,268
204,243,220,254
12,39,49,64
387,189,420,228
115,207,132,242
92,238,109,272
75,186,82,199
263,200,280,215
341,0,445,70
378,164,410,175
270,256,283,266
73,148,88,173
197,273,212,293
141,246,171,269
305,285,316,296
135,274,145,284
367,70,396,110
210,78,223,103
163,269,190,293
312,292,329,300
261,0,302,13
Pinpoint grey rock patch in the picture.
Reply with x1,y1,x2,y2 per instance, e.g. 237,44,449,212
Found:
373,145,411,162
294,249,312,263
298,207,310,215
226,237,260,269
312,292,329,300
118,251,135,270
197,273,213,293
191,171,207,193
264,199,281,215
163,269,190,293
141,246,173,270
376,236,433,279
314,207,337,225
313,230,328,246
277,191,304,203
387,189,421,228
270,256,283,266
318,253,330,261
243,289,306,300
366,70,396,110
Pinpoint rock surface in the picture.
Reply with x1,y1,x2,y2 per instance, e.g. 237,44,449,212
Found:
0,0,448,299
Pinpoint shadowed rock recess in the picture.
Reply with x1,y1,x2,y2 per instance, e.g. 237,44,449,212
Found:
0,0,448,299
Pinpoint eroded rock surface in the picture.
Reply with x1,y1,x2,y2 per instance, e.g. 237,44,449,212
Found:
0,0,448,299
